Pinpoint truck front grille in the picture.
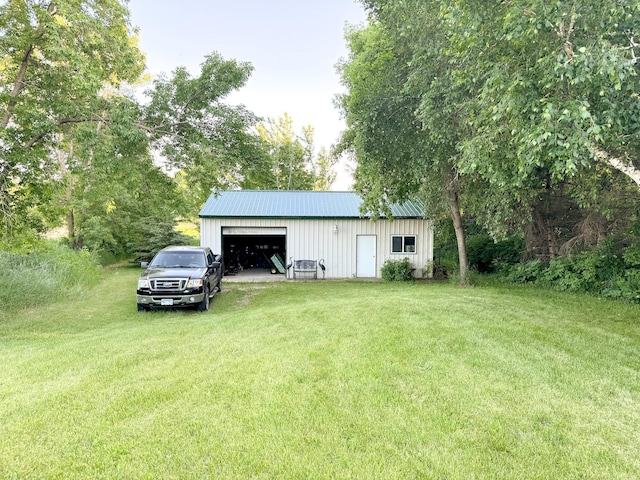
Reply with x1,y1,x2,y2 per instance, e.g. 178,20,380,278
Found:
150,278,187,291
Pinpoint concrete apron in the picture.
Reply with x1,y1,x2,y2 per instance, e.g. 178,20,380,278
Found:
223,268,288,282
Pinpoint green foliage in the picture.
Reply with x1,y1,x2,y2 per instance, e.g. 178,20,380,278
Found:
127,218,197,264
63,111,186,262
252,114,316,190
144,53,264,206
381,257,415,281
0,0,146,240
1,1,270,250
466,234,523,273
442,0,640,189
501,244,640,302
338,22,428,213
0,242,101,313
313,147,337,191
503,259,547,284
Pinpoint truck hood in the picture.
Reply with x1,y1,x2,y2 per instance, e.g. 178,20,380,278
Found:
142,267,206,279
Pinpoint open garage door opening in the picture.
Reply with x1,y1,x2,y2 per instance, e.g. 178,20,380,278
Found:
222,227,287,276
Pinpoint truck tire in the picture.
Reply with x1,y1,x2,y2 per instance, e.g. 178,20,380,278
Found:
196,286,210,312
137,303,149,312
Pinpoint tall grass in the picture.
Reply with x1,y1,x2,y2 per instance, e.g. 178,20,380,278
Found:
0,241,101,314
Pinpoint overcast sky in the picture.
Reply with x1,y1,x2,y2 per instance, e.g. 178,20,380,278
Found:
127,0,367,189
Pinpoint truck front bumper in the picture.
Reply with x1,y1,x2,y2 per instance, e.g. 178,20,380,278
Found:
136,292,205,308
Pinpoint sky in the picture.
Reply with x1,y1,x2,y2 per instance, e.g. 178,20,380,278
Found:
127,0,368,190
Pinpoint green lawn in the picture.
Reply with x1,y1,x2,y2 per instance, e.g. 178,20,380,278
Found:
1,268,639,479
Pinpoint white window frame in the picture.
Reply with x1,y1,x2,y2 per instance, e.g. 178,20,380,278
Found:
391,235,417,254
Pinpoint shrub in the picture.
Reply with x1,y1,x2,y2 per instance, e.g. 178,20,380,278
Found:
381,257,414,281
423,261,448,280
466,234,523,273
500,244,640,302
0,242,101,313
602,269,640,303
503,259,546,284
127,218,196,263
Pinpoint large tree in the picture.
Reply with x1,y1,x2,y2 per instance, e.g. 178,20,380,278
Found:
0,1,273,252
143,53,267,206
58,52,271,254
441,0,640,257
443,0,640,190
339,5,474,282
0,0,145,243
56,95,181,255
345,0,640,269
252,113,334,191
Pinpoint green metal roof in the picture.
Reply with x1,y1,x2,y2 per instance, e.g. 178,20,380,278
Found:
199,190,425,219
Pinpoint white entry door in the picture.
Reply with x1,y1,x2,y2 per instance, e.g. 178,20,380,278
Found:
356,235,377,278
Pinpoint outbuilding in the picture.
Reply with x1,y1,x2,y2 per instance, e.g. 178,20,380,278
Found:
199,190,433,279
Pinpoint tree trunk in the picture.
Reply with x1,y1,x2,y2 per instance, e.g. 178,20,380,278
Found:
447,183,468,285
56,139,79,248
546,219,557,261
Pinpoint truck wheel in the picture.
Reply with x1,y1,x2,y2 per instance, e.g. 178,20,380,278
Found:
137,303,149,312
196,286,210,312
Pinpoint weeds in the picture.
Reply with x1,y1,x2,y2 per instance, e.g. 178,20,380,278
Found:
0,241,101,313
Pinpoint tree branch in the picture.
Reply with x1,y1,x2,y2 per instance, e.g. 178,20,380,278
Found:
1,4,58,130
24,117,106,148
593,147,640,188
555,8,577,61
24,116,158,148
1,45,35,129
626,34,638,65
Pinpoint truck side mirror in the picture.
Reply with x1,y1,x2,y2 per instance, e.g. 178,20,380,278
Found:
141,262,149,269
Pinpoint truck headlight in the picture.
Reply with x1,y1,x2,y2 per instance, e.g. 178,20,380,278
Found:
186,279,203,288
138,278,150,289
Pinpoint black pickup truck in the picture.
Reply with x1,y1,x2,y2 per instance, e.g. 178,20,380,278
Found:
136,246,223,312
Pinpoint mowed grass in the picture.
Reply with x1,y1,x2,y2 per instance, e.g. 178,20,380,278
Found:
1,268,639,479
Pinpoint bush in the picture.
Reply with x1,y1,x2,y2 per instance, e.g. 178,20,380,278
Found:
499,244,640,302
503,259,546,284
466,234,523,273
381,257,415,281
0,242,101,313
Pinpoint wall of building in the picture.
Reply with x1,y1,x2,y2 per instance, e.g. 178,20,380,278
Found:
201,217,434,279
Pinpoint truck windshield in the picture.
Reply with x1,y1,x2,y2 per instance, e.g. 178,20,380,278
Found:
150,252,206,268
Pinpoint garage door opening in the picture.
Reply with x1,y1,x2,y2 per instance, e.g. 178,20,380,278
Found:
222,227,286,276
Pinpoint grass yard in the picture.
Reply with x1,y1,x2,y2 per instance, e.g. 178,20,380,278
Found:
1,268,640,479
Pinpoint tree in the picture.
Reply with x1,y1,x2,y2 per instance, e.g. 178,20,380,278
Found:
1,0,270,253
0,0,145,244
253,113,316,190
313,147,337,191
56,96,184,258
442,1,640,190
60,52,270,255
143,53,267,206
435,0,640,258
338,7,473,282
347,0,640,269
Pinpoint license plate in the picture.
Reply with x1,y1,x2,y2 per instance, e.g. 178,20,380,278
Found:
161,298,174,306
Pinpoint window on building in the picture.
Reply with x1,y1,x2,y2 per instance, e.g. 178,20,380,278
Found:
391,235,416,254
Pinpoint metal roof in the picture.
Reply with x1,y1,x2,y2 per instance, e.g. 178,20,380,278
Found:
199,190,425,219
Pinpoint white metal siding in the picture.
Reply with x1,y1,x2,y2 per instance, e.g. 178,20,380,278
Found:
200,217,434,279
